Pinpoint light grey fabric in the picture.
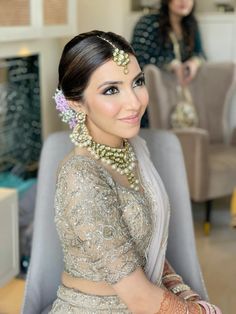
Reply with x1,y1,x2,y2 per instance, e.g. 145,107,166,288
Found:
140,129,208,299
19,183,37,262
22,130,208,314
41,305,52,314
22,132,73,314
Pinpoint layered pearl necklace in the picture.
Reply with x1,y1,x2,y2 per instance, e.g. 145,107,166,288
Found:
70,123,140,191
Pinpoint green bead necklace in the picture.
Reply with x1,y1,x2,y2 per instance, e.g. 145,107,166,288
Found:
70,122,139,191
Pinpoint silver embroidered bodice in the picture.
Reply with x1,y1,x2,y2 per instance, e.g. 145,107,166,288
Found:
54,155,153,284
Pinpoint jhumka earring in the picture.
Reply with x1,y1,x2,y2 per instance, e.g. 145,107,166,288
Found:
70,111,92,147
97,36,130,74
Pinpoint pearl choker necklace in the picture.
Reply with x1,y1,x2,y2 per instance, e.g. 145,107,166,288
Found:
70,124,140,191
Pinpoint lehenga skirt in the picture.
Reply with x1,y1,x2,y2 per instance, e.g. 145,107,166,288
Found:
49,284,131,314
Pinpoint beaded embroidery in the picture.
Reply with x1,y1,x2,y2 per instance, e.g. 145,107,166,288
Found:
97,36,130,74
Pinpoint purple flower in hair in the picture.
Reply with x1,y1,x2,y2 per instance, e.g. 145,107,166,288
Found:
53,89,78,129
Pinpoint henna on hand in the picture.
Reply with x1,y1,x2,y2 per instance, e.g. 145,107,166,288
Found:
155,291,186,313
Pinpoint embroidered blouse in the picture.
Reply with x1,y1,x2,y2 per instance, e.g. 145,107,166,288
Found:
54,154,153,285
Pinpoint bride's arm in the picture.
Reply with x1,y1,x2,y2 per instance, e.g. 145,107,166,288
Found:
113,267,203,313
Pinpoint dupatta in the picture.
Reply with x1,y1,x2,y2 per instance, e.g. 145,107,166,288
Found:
131,136,170,285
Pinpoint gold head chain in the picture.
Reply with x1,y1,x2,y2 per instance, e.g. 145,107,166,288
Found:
97,36,130,74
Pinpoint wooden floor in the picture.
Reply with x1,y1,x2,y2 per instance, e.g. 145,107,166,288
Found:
0,278,25,314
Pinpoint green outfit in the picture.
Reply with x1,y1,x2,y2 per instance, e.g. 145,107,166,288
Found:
131,13,204,70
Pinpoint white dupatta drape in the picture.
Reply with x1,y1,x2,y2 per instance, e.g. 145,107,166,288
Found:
130,136,170,285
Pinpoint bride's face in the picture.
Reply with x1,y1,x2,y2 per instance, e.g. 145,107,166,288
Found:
77,55,149,148
168,0,194,17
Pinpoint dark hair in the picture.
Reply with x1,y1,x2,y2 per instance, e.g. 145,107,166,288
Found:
58,30,135,102
159,0,197,53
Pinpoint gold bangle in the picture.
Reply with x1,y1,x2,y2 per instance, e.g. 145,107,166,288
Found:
196,303,203,314
162,274,182,281
171,284,191,294
187,301,204,314
181,291,201,301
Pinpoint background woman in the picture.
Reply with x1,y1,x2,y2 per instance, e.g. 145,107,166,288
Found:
50,30,220,313
131,0,205,86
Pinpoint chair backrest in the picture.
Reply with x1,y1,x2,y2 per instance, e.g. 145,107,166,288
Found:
22,130,208,314
22,132,73,314
144,62,236,143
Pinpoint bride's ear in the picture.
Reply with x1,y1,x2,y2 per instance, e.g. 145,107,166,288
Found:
67,100,87,114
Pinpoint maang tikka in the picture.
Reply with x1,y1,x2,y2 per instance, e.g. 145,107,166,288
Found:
97,36,130,74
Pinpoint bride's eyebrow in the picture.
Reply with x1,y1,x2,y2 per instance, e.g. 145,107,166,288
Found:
98,80,123,89
97,71,144,90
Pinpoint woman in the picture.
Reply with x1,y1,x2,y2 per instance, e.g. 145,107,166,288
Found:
131,0,205,87
131,0,205,127
51,30,220,313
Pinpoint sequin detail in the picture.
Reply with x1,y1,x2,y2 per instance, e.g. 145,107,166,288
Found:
49,285,131,313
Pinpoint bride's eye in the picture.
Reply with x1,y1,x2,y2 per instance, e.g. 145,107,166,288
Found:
103,86,119,95
133,75,145,87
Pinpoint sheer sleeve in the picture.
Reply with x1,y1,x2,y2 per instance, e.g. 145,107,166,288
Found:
59,157,143,284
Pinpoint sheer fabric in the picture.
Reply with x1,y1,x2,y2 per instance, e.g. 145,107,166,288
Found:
54,155,153,284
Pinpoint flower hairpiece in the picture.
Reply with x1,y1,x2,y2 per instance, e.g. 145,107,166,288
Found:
53,89,77,129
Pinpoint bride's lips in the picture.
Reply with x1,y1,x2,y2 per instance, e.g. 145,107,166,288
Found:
119,113,140,124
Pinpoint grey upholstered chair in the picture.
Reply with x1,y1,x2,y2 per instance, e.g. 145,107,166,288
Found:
22,130,208,314
144,62,236,234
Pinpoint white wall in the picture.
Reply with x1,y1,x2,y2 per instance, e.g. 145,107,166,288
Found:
198,14,236,61
77,0,131,39
196,0,217,12
196,0,236,12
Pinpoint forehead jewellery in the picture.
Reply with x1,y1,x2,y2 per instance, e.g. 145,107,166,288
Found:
97,36,130,74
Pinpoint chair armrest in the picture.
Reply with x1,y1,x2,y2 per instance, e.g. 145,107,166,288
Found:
172,128,210,201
